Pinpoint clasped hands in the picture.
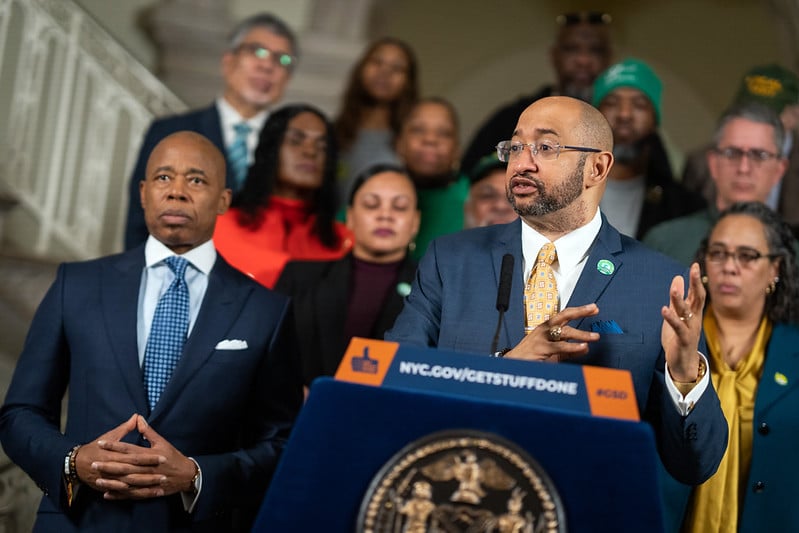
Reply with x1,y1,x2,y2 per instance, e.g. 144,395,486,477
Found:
505,263,706,381
74,413,197,500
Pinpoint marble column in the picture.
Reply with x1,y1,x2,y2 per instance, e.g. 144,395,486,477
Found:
143,0,229,107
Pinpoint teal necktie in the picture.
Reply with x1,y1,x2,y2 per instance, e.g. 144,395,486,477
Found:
228,122,251,190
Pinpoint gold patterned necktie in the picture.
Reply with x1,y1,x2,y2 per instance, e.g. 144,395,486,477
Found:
524,242,559,334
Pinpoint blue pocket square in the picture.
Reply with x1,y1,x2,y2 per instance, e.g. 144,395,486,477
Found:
591,320,624,334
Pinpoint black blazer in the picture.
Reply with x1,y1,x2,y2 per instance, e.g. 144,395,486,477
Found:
275,254,417,385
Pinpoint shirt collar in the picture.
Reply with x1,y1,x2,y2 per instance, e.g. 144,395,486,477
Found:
144,236,217,275
520,208,603,271
216,96,269,134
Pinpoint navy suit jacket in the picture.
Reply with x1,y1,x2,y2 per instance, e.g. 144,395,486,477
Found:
124,104,231,250
387,217,728,485
0,246,303,532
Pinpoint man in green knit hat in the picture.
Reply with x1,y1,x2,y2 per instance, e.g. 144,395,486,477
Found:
592,58,705,240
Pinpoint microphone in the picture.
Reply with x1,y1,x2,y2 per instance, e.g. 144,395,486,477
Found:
491,254,514,355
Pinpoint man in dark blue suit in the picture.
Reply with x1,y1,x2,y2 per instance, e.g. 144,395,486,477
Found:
0,131,303,532
387,96,727,487
123,12,298,250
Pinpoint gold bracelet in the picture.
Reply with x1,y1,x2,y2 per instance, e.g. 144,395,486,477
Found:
673,358,707,396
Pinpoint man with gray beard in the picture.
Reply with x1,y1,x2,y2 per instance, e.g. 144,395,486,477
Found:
387,96,727,498
592,59,705,239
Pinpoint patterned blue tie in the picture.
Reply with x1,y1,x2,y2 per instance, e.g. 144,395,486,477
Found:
143,256,190,410
228,122,251,191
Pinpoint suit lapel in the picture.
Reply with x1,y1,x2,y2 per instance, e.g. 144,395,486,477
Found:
312,259,349,369
201,105,234,188
374,257,417,335
491,221,525,347
149,257,250,420
103,248,149,413
568,217,624,330
757,324,799,413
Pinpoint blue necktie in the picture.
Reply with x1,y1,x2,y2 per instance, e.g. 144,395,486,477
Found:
143,256,190,410
228,122,251,191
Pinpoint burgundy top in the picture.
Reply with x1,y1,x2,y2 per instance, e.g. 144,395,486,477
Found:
344,257,404,341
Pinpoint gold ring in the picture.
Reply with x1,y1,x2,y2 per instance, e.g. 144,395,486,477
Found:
679,312,694,322
548,325,562,341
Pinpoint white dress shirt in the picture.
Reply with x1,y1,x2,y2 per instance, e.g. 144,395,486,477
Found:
137,236,216,511
216,97,269,166
137,237,216,365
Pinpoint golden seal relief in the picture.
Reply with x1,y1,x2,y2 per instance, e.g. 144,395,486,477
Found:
357,430,565,532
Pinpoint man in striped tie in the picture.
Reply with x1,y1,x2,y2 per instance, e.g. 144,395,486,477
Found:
0,131,303,532
124,12,299,250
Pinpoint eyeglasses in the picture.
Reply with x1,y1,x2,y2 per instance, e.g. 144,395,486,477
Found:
236,43,295,69
495,141,601,163
706,247,779,267
714,146,780,165
556,11,612,26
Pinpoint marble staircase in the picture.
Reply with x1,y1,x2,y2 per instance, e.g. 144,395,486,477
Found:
0,253,59,531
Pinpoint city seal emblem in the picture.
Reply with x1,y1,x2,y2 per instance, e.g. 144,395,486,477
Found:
357,429,565,532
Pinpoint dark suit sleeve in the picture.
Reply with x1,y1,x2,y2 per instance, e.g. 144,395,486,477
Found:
385,240,443,346
0,264,81,512
646,365,728,485
190,297,303,523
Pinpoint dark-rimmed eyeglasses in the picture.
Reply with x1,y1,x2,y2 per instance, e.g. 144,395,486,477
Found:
714,146,780,165
236,43,295,69
706,247,779,267
495,141,601,163
556,11,612,26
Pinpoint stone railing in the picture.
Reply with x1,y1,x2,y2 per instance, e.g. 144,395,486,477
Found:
0,0,186,260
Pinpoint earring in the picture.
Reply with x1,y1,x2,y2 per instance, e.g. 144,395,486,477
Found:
766,276,779,294
408,241,416,253
701,275,708,284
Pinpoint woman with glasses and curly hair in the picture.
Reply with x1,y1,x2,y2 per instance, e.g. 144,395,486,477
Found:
215,104,352,288
665,201,799,532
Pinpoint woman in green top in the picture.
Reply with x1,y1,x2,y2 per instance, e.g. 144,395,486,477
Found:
395,97,469,260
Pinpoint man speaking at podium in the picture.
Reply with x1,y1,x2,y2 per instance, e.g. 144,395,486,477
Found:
387,96,727,487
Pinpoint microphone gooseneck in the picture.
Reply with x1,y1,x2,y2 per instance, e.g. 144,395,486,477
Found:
491,254,515,355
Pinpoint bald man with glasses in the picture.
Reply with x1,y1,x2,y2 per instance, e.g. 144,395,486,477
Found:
388,97,727,498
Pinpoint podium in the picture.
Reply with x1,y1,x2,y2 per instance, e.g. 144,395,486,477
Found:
253,340,664,532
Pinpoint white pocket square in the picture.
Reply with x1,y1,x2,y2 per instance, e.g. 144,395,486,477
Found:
215,339,248,350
